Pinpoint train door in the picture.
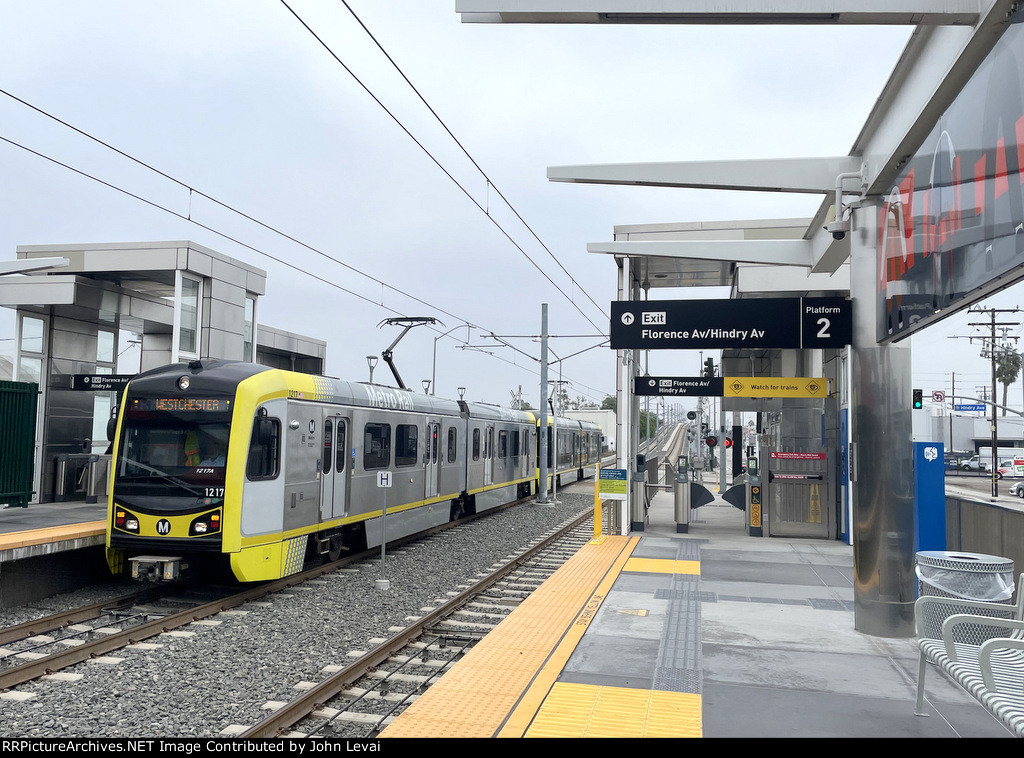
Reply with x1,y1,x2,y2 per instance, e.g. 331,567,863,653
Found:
484,425,494,486
320,415,349,520
425,422,440,498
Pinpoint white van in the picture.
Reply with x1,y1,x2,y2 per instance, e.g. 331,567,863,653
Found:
960,455,989,471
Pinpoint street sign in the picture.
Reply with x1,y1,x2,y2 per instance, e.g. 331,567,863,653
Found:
932,390,946,402
955,404,987,412
634,376,723,397
610,297,851,350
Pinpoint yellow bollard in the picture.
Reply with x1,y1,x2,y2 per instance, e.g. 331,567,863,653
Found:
591,463,606,543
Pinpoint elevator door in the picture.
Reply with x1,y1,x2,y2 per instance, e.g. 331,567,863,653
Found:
766,450,833,539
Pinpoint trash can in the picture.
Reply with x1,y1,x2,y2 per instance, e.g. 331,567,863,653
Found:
915,550,1014,602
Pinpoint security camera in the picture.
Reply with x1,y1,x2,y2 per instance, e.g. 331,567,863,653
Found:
825,218,850,241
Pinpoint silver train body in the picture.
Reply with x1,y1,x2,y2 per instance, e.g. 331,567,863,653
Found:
106,361,601,582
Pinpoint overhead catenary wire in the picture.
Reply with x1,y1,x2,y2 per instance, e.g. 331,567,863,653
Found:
279,0,607,335
335,0,610,324
0,127,610,405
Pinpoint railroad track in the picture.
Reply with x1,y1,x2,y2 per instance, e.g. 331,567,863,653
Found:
236,511,594,738
0,492,583,695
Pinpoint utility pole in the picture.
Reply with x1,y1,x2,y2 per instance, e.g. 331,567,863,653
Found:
967,306,1022,498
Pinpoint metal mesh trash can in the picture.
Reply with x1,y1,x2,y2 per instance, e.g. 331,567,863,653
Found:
915,551,1017,646
916,550,1014,602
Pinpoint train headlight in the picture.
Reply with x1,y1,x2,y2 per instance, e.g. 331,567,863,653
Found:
189,510,221,536
177,376,191,390
114,508,140,533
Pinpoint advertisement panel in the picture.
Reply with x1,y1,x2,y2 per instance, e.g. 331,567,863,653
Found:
878,9,1024,341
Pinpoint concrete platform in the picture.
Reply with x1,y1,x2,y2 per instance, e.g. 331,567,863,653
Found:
383,475,1014,738
0,500,110,608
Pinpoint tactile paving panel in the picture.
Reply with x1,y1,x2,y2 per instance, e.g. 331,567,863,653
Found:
526,682,702,738
379,535,639,738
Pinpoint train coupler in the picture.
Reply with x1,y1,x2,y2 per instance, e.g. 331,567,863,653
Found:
129,555,185,582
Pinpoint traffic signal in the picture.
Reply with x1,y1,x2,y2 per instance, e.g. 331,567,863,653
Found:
705,436,717,447
703,358,715,378
724,437,733,448
912,388,923,409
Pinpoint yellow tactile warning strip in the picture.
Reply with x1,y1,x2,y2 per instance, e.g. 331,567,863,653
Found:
624,557,700,576
525,682,702,738
381,540,705,738
0,521,105,551
378,534,639,738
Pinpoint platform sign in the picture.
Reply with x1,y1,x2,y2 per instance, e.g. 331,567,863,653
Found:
71,374,134,391
598,468,628,501
634,376,723,397
377,471,393,488
610,297,851,350
724,377,828,399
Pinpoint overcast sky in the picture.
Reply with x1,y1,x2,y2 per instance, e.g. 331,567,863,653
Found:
0,2,1018,414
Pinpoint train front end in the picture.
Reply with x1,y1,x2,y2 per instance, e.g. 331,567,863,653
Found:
105,361,257,581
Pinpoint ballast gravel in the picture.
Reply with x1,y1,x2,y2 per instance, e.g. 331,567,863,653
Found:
0,491,593,738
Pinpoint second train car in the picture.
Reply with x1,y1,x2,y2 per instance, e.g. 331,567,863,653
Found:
106,360,601,583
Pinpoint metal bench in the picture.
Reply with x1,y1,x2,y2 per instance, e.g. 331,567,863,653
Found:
915,574,1024,735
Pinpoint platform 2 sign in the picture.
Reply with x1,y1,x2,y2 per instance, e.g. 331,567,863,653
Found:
610,297,851,350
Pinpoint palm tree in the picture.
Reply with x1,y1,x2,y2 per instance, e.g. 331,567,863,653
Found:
996,349,1022,416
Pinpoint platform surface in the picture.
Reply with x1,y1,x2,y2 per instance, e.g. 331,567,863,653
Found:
382,478,1015,738
1,486,1014,738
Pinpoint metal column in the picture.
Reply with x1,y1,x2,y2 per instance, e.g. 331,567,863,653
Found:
850,205,915,637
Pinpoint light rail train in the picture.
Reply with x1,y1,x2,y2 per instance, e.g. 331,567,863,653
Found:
105,360,601,582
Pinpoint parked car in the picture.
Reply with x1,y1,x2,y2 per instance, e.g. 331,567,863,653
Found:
1009,480,1024,498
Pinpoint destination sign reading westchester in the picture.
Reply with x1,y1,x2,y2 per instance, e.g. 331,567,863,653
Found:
610,297,851,350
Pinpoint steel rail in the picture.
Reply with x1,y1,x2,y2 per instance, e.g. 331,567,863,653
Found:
0,586,168,646
239,510,593,738
0,491,572,692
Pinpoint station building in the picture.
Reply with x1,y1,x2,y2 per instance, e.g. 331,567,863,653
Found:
0,240,325,505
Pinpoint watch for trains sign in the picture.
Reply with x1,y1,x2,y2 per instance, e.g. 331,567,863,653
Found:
610,297,851,350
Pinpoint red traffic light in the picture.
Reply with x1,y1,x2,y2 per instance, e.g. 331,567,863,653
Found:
705,436,717,447
724,437,733,448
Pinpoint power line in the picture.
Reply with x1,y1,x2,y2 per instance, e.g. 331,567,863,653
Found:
279,0,607,334
336,0,609,324
0,131,613,401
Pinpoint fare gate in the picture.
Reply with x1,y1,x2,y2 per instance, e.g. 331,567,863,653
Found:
765,450,833,539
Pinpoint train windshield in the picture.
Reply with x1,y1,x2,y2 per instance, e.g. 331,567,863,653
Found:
115,402,231,497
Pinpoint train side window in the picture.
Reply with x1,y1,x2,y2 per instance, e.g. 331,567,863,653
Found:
323,419,333,475
498,429,508,459
447,427,457,463
247,416,281,480
336,421,346,472
472,428,480,461
364,423,391,470
396,424,418,467
511,430,520,458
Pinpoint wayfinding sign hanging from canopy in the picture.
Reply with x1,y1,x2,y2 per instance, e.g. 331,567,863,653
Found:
610,297,851,350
